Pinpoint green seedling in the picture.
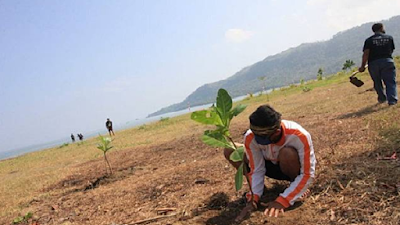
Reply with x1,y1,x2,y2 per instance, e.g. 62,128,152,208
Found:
12,212,33,224
97,135,113,175
191,88,252,194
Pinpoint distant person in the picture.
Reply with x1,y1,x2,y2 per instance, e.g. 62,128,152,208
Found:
106,118,115,136
78,133,83,141
70,134,75,142
359,23,397,106
224,105,316,220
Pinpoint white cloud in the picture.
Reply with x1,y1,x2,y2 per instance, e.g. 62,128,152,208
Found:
225,29,254,43
306,0,400,31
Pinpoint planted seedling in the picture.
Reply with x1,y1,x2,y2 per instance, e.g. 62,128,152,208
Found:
97,135,113,175
191,88,253,196
12,212,33,224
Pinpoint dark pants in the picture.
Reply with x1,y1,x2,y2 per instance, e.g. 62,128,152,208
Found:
368,58,398,105
245,160,291,181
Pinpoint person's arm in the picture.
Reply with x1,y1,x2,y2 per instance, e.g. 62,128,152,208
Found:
244,132,266,203
359,49,369,72
391,37,395,53
359,39,370,72
235,131,265,222
275,129,316,208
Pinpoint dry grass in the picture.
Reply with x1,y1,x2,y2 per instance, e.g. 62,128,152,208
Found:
0,60,399,224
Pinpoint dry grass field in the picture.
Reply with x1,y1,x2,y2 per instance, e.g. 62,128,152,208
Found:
0,61,399,225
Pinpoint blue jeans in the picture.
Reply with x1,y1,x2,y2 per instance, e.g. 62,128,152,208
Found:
368,58,398,105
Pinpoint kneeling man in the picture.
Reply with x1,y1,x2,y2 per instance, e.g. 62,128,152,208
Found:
224,105,316,219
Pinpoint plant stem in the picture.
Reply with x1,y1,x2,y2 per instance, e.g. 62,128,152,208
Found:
104,152,113,175
227,136,255,204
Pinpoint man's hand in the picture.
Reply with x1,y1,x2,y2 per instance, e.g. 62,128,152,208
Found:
358,66,366,72
263,201,285,217
235,201,257,222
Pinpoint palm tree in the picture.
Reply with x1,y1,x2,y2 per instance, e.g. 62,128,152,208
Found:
342,60,355,71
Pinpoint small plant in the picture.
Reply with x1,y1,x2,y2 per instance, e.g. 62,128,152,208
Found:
248,93,253,98
138,125,147,130
96,135,113,175
58,143,69,148
302,86,312,92
12,212,33,224
159,117,170,122
191,89,250,193
300,78,305,86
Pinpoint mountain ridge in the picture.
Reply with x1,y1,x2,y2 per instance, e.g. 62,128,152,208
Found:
148,15,400,117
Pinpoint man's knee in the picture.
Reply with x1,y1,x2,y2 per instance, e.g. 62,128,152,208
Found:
278,147,300,181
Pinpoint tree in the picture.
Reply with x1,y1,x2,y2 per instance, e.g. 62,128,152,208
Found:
317,68,323,81
342,60,355,71
258,76,266,94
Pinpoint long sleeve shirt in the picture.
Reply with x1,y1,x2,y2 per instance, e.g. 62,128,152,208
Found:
244,120,316,208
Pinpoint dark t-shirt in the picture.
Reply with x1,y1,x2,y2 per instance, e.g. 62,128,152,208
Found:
363,33,395,62
106,121,112,129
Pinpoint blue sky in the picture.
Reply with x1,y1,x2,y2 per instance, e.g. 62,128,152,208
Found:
0,0,399,152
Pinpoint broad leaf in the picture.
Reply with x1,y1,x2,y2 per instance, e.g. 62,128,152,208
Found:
229,146,244,162
216,89,232,125
230,104,247,118
235,164,244,191
201,133,233,149
191,110,223,126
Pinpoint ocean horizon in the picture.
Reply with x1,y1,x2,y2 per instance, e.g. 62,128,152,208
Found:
0,90,267,161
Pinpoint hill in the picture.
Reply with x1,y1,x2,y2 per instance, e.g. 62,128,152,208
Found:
149,15,400,117
0,60,399,224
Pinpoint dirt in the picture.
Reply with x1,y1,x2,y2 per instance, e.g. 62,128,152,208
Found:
3,81,400,225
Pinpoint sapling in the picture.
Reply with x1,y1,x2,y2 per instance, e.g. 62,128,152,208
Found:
97,135,113,175
191,89,254,199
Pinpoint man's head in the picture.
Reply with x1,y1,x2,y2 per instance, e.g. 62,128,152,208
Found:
107,118,110,121
372,23,385,34
249,105,282,145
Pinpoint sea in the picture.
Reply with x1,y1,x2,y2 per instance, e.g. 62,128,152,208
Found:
0,93,256,161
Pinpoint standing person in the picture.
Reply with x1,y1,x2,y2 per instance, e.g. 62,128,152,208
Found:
359,22,397,106
70,134,75,142
105,118,115,136
224,105,316,220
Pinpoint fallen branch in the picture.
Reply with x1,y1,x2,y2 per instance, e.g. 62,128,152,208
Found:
129,213,177,225
155,207,176,212
156,207,176,215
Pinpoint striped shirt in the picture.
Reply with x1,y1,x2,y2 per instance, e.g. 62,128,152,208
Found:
244,120,316,208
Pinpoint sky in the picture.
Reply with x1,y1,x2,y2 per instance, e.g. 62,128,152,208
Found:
0,0,400,153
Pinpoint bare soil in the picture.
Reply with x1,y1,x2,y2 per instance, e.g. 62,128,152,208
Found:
3,80,400,225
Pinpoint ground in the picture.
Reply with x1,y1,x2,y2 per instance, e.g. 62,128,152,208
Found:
1,70,400,225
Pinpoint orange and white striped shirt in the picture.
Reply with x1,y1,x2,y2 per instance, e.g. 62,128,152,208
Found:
244,120,316,208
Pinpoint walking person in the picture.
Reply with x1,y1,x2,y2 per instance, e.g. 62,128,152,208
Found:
70,133,75,142
106,118,115,136
224,105,316,220
359,22,397,106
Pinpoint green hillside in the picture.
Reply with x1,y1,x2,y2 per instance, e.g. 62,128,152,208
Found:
149,15,400,117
